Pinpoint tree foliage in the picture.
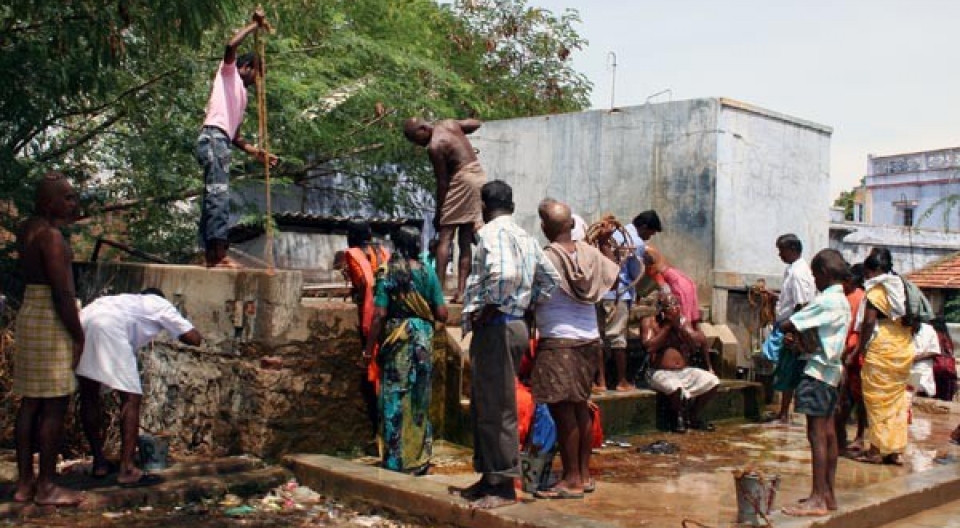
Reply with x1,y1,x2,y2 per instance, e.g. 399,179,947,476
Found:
0,0,591,262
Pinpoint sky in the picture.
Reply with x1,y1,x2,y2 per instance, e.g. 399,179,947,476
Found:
528,0,960,199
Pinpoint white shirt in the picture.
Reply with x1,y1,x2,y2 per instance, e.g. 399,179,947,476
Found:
571,214,587,242
536,283,601,340
910,323,939,396
76,294,195,394
776,257,816,323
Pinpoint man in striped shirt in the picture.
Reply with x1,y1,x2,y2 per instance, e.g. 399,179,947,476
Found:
455,180,560,509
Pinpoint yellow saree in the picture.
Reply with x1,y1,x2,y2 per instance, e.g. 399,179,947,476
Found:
862,284,914,455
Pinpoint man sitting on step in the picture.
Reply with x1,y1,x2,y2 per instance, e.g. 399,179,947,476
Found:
640,293,719,433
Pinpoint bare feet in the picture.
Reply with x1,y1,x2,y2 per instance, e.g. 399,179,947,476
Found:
210,256,242,269
846,439,866,452
615,382,634,392
782,503,830,517
591,385,606,394
33,483,86,507
116,467,144,486
13,481,35,503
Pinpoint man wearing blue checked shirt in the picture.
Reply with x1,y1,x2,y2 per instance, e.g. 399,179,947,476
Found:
452,180,560,509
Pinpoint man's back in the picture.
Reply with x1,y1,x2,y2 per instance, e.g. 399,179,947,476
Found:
429,120,480,176
82,294,192,350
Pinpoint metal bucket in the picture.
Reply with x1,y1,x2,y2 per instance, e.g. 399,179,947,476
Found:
519,448,555,494
137,434,170,471
734,472,780,525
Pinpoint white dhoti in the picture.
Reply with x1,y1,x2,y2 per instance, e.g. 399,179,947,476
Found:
649,367,719,399
76,312,141,394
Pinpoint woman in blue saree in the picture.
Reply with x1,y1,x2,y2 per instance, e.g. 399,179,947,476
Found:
363,226,448,474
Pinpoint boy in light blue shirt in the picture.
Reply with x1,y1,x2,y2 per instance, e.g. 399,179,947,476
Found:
779,249,851,517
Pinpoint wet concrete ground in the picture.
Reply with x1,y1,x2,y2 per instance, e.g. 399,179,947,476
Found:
3,398,959,527
405,397,960,527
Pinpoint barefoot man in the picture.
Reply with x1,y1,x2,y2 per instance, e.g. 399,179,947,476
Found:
197,7,276,268
403,118,487,302
13,172,86,506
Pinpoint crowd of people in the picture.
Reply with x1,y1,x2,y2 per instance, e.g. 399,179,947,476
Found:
7,11,958,517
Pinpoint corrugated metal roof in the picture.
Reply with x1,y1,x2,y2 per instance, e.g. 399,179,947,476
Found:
904,251,960,290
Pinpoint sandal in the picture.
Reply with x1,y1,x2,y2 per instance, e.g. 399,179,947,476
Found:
534,486,584,499
583,479,596,493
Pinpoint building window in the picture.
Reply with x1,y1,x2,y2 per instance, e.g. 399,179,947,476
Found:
903,207,914,227
855,204,864,222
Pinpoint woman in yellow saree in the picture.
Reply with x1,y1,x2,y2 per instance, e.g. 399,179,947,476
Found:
854,248,913,465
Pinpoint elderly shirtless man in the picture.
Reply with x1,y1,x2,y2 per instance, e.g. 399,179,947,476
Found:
403,118,487,302
13,172,86,506
640,293,719,433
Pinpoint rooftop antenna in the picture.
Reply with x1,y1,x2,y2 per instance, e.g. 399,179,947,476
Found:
607,51,617,110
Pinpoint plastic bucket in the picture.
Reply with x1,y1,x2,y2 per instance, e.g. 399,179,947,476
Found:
519,449,555,494
734,472,779,525
137,434,170,471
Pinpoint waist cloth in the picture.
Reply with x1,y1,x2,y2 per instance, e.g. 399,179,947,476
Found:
14,284,78,397
439,160,486,227
530,337,601,404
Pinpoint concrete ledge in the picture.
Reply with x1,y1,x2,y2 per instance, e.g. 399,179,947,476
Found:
592,380,763,436
448,380,763,446
773,461,960,528
285,454,619,528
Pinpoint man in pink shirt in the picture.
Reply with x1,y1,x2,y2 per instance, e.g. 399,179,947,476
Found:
197,7,276,268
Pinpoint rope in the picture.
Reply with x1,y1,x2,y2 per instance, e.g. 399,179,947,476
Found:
584,214,643,322
254,16,275,274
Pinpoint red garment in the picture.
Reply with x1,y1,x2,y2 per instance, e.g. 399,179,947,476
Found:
343,245,390,338
843,289,866,400
517,379,535,446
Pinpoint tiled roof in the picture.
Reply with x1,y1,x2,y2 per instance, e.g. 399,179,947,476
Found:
904,252,960,289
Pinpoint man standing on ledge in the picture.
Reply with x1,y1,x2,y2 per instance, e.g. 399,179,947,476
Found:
197,7,276,268
403,118,487,302
454,180,559,508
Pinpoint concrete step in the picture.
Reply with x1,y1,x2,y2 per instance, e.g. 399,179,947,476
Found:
446,379,763,446
285,453,621,528
0,456,291,520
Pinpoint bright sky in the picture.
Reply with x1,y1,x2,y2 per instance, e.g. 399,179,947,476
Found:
530,0,960,199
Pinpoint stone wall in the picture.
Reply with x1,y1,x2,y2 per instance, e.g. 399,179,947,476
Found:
1,263,463,461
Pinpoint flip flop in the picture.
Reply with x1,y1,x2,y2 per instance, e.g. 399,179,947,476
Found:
782,504,829,517
583,479,596,493
852,453,885,465
34,491,87,507
118,473,164,488
470,494,517,509
534,487,585,499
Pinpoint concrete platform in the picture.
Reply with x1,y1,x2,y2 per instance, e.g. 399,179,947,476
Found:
286,398,960,528
0,455,290,521
446,380,763,447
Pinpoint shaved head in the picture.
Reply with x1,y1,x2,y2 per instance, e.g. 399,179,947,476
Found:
34,171,76,219
402,117,432,146
538,198,573,242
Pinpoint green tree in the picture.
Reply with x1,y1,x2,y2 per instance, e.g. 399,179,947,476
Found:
832,178,864,221
1,0,590,262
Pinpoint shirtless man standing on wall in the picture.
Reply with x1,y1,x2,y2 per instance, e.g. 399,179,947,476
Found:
403,118,487,302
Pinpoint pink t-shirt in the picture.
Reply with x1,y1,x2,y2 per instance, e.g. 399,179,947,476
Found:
203,61,248,140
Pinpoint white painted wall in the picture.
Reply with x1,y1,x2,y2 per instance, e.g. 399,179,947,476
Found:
714,100,832,290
